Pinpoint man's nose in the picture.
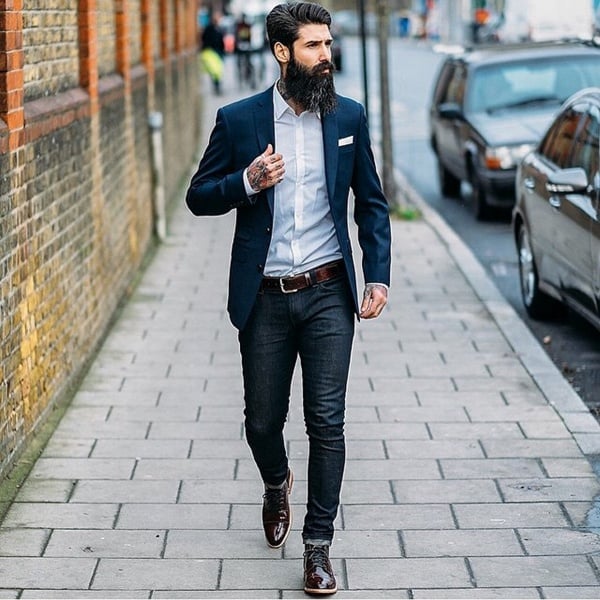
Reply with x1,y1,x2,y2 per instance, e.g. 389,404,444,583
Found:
319,43,331,60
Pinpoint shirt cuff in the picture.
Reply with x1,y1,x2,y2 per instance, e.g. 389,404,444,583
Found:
243,168,259,197
366,282,389,290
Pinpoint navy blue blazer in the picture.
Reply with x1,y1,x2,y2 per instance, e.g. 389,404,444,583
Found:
186,86,391,331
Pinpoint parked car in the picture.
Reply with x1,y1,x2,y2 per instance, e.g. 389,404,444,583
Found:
512,87,600,330
429,40,600,220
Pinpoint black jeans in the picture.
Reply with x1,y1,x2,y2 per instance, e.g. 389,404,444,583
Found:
239,275,355,544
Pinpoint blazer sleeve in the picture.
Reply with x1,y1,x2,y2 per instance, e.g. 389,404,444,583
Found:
185,107,257,216
350,104,392,287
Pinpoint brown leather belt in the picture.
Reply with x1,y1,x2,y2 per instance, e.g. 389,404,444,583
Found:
260,260,344,294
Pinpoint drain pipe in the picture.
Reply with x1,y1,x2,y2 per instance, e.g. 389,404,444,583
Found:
148,111,166,241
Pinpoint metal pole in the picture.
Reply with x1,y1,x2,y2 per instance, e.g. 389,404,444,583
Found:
149,111,167,241
376,0,396,205
357,0,369,122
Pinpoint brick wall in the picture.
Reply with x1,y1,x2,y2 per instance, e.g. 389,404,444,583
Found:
129,0,142,65
97,0,117,77
22,1,79,101
0,0,202,479
151,1,161,61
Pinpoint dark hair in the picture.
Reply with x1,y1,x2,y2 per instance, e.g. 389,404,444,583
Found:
266,2,331,54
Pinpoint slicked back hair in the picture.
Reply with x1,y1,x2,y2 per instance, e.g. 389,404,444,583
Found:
266,2,331,55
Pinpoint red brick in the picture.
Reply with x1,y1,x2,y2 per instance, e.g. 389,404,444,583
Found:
0,11,19,30
0,50,24,71
0,30,22,50
5,103,22,121
0,1,23,11
3,69,23,90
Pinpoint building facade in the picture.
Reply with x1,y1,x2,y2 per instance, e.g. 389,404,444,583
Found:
0,0,201,480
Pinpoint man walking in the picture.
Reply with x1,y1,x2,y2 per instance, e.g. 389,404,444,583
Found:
186,2,391,594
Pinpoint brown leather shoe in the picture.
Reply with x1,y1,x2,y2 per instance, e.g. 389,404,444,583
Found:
262,469,293,548
303,544,337,595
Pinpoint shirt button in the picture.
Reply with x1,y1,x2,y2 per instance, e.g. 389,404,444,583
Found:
266,227,271,234
257,264,264,272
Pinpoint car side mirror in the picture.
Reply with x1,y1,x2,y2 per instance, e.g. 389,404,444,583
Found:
438,102,464,121
546,168,588,194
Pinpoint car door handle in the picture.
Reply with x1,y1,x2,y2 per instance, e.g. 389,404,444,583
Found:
524,177,535,190
549,196,561,209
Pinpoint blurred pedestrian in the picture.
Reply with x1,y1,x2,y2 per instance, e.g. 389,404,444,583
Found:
186,2,391,594
234,13,256,88
200,12,225,94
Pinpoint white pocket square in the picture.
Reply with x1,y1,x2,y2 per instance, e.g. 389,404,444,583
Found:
338,136,353,147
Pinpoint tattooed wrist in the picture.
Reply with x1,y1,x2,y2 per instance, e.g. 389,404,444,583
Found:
248,159,268,192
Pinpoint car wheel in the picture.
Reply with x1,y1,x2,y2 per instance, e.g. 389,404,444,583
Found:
437,159,461,198
469,168,492,221
516,223,565,320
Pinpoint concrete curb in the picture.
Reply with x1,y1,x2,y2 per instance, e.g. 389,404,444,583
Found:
393,168,600,457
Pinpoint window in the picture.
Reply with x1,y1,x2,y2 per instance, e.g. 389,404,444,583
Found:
539,104,585,168
466,56,600,114
433,62,454,104
468,67,513,113
441,63,466,107
570,105,600,180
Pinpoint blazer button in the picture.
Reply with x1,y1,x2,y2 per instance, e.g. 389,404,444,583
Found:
257,264,264,272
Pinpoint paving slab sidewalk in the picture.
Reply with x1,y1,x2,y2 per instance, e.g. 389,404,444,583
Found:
1,61,600,599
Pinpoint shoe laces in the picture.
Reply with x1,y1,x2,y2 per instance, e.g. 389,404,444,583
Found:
263,485,287,513
304,544,330,569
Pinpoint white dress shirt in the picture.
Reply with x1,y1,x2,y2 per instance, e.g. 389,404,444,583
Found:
245,84,342,277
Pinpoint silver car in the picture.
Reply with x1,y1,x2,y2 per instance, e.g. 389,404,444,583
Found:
430,41,600,220
512,87,600,329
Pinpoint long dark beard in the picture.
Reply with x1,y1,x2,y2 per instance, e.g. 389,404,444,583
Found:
283,58,337,115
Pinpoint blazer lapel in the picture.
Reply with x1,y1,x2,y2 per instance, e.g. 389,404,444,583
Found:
322,111,339,205
253,87,276,214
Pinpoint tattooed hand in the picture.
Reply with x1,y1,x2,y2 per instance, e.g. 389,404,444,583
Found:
247,144,285,193
360,283,388,319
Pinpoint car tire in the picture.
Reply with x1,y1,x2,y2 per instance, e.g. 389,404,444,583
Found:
437,159,461,198
516,223,565,320
469,168,492,221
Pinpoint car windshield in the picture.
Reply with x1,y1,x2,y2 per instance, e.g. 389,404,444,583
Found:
466,56,600,114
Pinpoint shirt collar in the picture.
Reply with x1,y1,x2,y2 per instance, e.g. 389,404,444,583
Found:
273,81,322,120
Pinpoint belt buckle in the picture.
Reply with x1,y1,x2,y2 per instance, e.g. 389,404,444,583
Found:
279,277,298,294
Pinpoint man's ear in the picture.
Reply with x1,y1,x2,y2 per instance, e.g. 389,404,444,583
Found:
274,41,290,64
